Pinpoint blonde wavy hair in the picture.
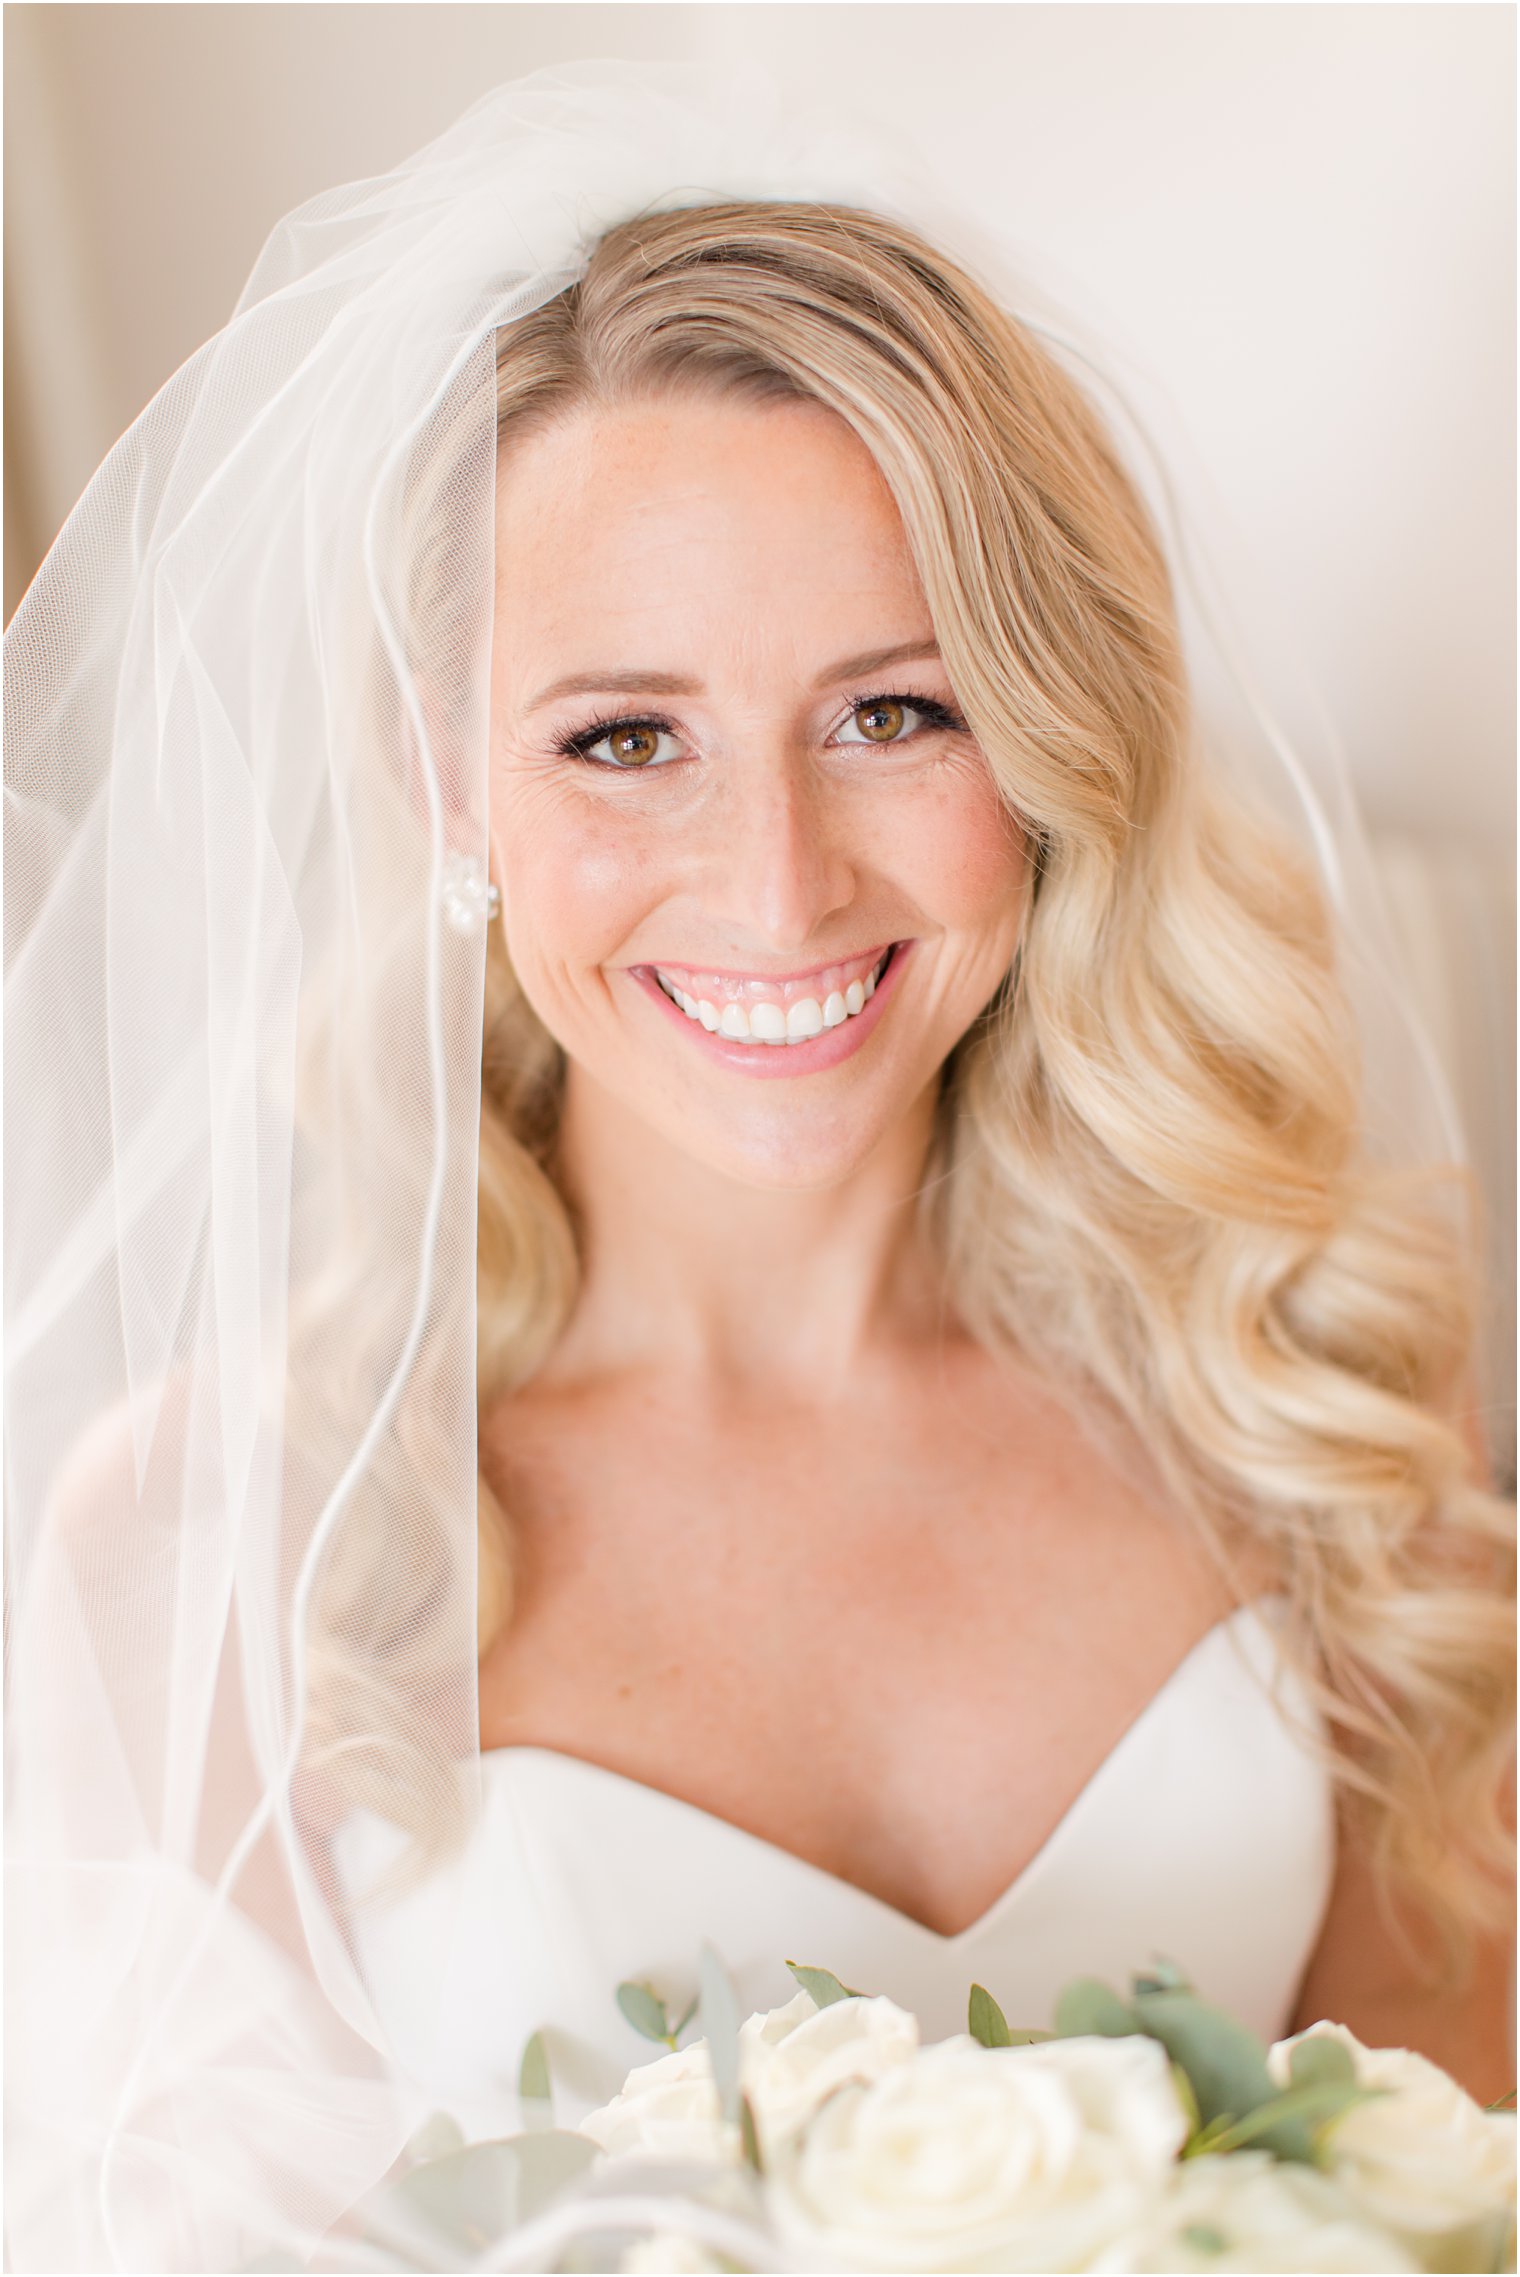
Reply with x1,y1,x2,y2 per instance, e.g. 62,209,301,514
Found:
466,201,1516,1990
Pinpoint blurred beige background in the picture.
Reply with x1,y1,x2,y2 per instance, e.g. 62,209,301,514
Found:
4,2,1514,1475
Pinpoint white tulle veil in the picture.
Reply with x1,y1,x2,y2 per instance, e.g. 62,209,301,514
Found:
3,54,1468,2275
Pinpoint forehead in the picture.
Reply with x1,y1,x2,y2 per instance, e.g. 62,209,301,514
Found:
491,394,928,676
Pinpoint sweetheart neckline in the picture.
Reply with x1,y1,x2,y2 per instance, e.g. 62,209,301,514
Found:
478,1594,1288,1947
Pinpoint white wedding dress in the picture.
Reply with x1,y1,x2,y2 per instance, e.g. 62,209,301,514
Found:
331,1593,1334,2143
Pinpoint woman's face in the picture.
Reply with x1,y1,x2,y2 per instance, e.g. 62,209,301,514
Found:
488,391,1030,1190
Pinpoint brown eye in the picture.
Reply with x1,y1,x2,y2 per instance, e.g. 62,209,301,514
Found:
608,724,662,767
564,716,683,770
854,699,906,742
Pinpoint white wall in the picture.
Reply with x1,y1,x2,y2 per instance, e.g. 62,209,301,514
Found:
6,2,1513,844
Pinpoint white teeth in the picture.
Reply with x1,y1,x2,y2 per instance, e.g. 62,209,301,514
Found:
654,949,895,1046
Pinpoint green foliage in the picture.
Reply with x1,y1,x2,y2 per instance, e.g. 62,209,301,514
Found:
518,2031,553,2131
608,1945,1451,2225
699,1940,743,2125
1130,1988,1279,2133
739,2090,765,2175
1040,1966,1392,2168
616,1980,679,2046
1130,1955,1192,1996
1185,2079,1393,2163
671,1991,700,2037
1117,1988,1386,2166
373,2132,599,2259
1053,1978,1142,2040
1169,2060,1202,2139
968,1983,1012,2047
785,1960,865,2006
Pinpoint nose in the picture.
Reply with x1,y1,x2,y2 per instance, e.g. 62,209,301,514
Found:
697,748,858,952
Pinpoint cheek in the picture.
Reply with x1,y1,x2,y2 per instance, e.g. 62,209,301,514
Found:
892,764,1029,937
491,770,661,980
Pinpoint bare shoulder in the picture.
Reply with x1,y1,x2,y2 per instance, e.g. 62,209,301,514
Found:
1288,1790,1517,2104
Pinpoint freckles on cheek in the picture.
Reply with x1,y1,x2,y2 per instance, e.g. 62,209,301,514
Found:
906,772,1029,919
501,788,657,968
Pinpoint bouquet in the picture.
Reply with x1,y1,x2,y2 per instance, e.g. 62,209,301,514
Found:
272,1953,1517,2275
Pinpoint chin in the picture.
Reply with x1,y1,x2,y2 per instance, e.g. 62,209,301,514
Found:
684,1135,885,1195
649,1084,923,1193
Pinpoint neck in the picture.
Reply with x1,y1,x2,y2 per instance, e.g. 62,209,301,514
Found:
542,1065,955,1402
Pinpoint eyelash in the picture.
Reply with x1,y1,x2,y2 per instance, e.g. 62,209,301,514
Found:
551,689,970,770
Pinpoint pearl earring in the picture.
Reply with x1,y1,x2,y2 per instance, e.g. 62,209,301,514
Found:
440,850,500,936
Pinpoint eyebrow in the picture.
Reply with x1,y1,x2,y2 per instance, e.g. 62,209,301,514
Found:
524,638,943,715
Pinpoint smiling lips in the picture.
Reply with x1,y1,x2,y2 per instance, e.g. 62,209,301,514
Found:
647,945,893,1046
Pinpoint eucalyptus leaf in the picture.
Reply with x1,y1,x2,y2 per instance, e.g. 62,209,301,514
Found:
1130,1955,1192,1997
383,2131,599,2253
1486,2088,1518,2113
1287,2035,1357,2091
1170,2059,1202,2140
518,2030,553,2130
1130,1988,1281,2141
700,1940,743,2123
785,1960,864,2007
1182,2112,1240,2161
1194,2079,1394,2162
1052,1977,1141,2040
739,2089,766,2175
671,1991,700,2038
616,1980,672,2043
968,1983,1012,2048
1180,2222,1228,2253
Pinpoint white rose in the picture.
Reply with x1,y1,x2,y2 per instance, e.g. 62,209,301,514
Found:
1268,2021,1517,2269
581,1988,919,2169
740,1989,920,2149
768,2030,1190,2273
1005,2034,1194,2172
618,2230,731,2274
580,2033,735,2166
1088,2149,1420,2273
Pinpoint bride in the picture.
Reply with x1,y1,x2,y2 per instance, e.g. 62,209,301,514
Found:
5,59,1513,2275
